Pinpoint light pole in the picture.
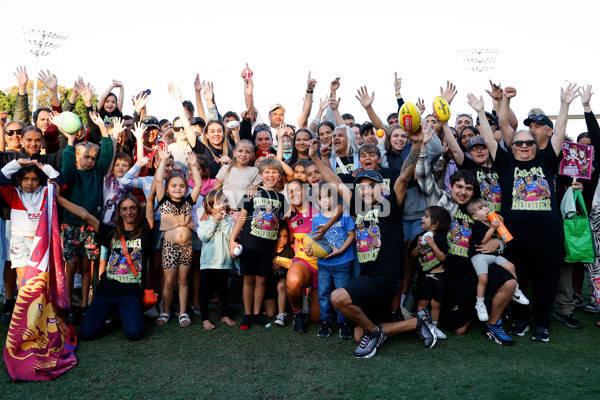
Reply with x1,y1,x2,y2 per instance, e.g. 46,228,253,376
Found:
459,48,499,73
22,29,67,111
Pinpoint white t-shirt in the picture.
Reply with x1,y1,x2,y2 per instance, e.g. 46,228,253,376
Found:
216,164,262,210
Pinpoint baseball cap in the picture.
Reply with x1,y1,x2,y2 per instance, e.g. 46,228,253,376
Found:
142,115,159,130
467,135,487,150
359,122,375,136
269,103,286,113
254,150,270,160
354,169,383,184
190,117,206,126
524,114,553,129
527,107,545,117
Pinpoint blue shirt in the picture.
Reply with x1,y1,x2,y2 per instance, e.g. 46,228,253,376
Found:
312,212,355,267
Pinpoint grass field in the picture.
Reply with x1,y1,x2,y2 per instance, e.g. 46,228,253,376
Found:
0,278,599,400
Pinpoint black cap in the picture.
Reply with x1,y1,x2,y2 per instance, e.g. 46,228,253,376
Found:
354,169,383,184
524,114,553,129
476,111,498,127
359,122,374,136
190,117,206,126
142,115,159,130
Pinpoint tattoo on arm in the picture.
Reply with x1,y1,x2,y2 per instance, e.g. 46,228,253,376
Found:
400,143,420,176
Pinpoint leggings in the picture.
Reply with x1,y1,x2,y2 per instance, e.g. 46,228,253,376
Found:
200,269,231,321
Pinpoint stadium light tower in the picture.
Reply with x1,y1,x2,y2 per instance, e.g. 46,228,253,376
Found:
459,48,499,73
22,29,67,110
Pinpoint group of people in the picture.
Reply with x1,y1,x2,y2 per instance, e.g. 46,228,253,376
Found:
0,64,597,359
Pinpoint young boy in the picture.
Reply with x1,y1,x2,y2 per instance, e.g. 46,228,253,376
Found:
466,198,529,322
61,111,114,322
230,158,286,330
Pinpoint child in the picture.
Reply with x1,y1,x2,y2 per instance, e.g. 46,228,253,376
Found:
197,190,236,329
154,149,203,327
311,183,356,339
230,158,286,330
97,80,124,123
266,222,294,326
292,160,311,182
281,134,293,161
466,198,529,322
409,206,452,339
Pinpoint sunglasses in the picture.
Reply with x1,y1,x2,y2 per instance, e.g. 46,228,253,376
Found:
513,140,536,148
5,129,23,137
254,125,271,133
173,126,184,132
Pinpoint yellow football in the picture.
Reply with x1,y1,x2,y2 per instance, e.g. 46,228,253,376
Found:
433,96,451,122
399,102,421,134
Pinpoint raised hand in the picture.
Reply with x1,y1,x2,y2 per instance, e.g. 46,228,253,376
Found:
241,62,253,80
214,154,231,165
486,80,503,102
194,74,202,92
81,82,95,105
466,93,485,113
14,66,28,87
417,97,425,115
320,143,331,158
307,71,317,91
440,81,457,104
38,69,58,91
0,111,8,126
202,81,214,101
503,87,517,99
394,72,402,97
420,121,434,144
158,148,171,161
330,77,340,93
132,121,145,140
112,79,123,88
581,85,593,106
356,85,374,108
168,82,182,100
244,77,253,97
112,117,125,139
561,82,582,105
132,92,150,112
308,139,319,158
186,151,198,167
276,123,287,139
329,97,341,111
72,77,84,96
88,110,105,127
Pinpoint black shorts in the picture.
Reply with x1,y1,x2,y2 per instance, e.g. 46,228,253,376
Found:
239,247,274,277
343,275,398,308
445,270,477,330
264,271,286,300
417,272,444,303
486,264,515,296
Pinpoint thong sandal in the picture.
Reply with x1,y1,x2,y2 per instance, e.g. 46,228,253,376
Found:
156,313,170,326
179,313,192,327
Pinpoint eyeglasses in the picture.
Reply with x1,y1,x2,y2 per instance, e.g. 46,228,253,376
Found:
457,113,472,119
512,140,536,148
173,126,184,132
5,129,23,136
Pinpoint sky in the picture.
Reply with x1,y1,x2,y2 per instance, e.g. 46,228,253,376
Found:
2,0,599,137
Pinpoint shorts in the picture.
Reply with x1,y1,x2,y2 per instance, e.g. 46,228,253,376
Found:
417,272,444,303
264,271,286,300
60,223,99,263
9,236,33,269
162,239,193,270
343,275,398,308
293,257,318,290
239,247,274,277
152,219,164,251
471,254,509,276
191,232,202,252
100,245,109,261
403,220,422,242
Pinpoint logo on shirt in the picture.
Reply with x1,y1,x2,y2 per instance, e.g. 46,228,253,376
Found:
477,170,501,212
449,209,472,258
511,167,551,211
355,209,381,263
251,197,281,240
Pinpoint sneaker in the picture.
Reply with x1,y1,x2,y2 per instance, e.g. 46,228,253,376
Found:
584,303,600,313
483,320,514,346
239,314,252,330
353,326,386,358
317,320,332,338
252,314,272,328
293,313,307,333
415,309,437,348
391,309,405,322
532,326,550,342
573,293,585,308
0,311,11,324
512,287,530,305
475,302,489,322
274,312,286,327
143,305,160,318
509,319,529,336
339,322,352,339
434,326,447,340
553,312,583,329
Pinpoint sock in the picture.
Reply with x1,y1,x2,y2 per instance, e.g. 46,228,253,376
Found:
400,294,406,308
476,297,485,304
432,321,438,327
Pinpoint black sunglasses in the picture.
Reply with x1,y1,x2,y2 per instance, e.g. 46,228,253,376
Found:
173,126,184,132
254,125,271,133
513,140,536,148
5,129,23,137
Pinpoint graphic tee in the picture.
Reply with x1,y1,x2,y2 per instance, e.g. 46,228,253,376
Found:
460,158,502,212
288,206,318,267
312,211,356,266
445,206,475,275
241,188,285,252
409,231,450,272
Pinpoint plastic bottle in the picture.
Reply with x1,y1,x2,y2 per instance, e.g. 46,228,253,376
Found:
486,211,513,243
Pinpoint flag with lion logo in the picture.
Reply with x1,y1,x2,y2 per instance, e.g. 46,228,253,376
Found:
3,184,77,381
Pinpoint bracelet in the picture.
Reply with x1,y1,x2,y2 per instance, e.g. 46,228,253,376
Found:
306,90,314,94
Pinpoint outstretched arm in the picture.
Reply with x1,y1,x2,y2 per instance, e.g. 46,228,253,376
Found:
193,74,207,121
56,185,100,232
297,71,316,128
38,70,59,107
394,124,425,205
356,85,388,134
168,83,197,146
499,87,517,146
187,152,203,203
153,148,170,201
552,83,581,156
467,94,498,159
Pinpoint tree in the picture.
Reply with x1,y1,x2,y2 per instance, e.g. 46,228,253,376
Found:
0,91,16,117
62,88,98,126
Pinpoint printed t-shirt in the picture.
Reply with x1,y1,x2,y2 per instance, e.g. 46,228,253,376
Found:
241,188,285,253
334,155,357,175
408,231,450,272
444,206,475,275
216,164,261,210
312,211,355,267
460,157,502,212
288,205,318,268
339,167,400,199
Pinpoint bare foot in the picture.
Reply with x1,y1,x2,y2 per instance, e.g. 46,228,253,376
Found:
203,320,216,330
221,316,237,327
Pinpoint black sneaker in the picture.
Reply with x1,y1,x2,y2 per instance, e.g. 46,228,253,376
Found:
339,322,352,339
391,308,405,322
509,319,529,336
353,326,386,358
573,293,585,308
317,320,332,338
252,314,272,328
553,312,582,329
482,320,514,346
0,311,12,324
293,313,307,333
532,326,550,342
239,314,252,330
415,309,437,348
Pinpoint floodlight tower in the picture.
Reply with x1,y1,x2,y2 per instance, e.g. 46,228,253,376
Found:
22,29,67,110
459,48,499,73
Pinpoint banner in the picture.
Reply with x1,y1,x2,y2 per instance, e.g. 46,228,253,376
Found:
560,141,593,180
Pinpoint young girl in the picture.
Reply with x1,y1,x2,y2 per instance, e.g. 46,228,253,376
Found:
154,149,202,327
0,159,65,289
197,190,236,329
292,160,311,183
409,206,452,339
97,80,124,123
466,198,529,322
265,224,294,326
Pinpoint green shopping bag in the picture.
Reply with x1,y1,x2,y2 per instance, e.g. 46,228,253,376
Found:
564,189,595,263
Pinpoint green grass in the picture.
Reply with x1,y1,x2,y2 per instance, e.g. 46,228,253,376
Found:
1,279,599,400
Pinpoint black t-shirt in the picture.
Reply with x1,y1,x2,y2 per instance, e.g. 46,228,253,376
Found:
408,231,450,272
192,140,234,179
493,146,562,249
241,188,286,253
460,157,502,212
94,220,151,297
100,107,124,124
339,168,400,199
445,206,475,275
351,186,403,281
334,155,356,175
468,220,495,258
274,245,295,276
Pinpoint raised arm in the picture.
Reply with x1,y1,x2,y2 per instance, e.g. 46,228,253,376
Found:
467,94,497,159
308,96,330,133
187,152,203,203
486,80,517,131
168,83,197,146
38,70,59,108
394,124,424,205
440,120,464,165
153,148,170,201
193,74,207,121
417,122,444,203
329,97,344,127
356,86,388,134
440,81,457,105
297,71,316,128
308,139,352,206
552,83,582,156
581,85,600,150
13,66,31,124
499,87,517,146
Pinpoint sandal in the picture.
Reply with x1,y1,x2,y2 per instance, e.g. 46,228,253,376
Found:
190,306,202,316
156,313,170,326
179,313,192,327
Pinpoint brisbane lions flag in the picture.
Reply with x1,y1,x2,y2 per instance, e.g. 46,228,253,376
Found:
3,184,77,381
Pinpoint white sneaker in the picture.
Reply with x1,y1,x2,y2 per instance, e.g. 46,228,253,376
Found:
434,326,447,339
512,286,530,305
274,312,286,326
475,302,489,322
401,307,413,320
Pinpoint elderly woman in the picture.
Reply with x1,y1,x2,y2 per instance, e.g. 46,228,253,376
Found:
467,83,580,342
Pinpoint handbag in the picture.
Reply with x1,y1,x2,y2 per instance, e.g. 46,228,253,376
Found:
120,236,157,310
563,189,595,263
